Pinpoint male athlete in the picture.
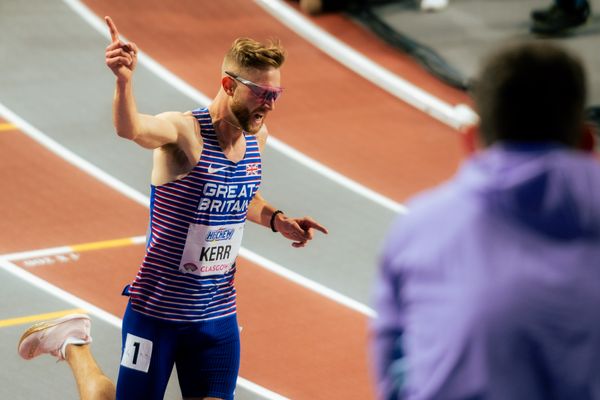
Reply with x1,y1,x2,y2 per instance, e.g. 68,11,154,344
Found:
372,41,600,399
18,16,327,400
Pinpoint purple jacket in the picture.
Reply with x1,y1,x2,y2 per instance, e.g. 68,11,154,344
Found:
372,144,600,400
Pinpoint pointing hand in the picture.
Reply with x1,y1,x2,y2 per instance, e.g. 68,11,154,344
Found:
104,16,138,81
275,215,328,248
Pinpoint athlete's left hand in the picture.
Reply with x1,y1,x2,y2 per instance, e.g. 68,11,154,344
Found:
274,215,328,248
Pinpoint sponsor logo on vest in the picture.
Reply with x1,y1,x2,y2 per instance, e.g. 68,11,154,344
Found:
206,228,235,242
207,164,230,174
200,264,231,273
183,263,198,272
199,245,232,262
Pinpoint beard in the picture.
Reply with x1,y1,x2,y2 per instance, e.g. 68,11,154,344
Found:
231,99,264,134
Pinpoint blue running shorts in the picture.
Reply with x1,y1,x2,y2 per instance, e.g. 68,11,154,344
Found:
116,302,240,400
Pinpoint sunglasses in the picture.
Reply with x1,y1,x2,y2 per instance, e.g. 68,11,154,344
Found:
225,71,283,103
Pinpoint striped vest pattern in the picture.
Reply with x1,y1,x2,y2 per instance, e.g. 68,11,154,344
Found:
128,107,262,322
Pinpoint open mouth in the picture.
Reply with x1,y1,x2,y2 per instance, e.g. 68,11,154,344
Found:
253,111,265,124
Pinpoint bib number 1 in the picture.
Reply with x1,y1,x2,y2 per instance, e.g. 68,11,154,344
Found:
120,333,153,373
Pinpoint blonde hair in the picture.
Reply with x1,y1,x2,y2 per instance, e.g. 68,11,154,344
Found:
222,37,286,72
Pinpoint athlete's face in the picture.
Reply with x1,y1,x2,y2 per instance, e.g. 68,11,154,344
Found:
228,67,282,134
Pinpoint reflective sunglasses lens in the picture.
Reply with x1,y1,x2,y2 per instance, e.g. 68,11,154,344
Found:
263,90,280,102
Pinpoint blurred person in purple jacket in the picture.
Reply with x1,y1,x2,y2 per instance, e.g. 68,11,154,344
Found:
371,41,600,400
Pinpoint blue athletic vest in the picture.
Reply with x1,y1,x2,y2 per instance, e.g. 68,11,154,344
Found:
127,107,262,322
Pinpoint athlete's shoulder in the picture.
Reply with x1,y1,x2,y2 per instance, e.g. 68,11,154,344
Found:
153,111,203,152
153,111,197,132
155,110,190,121
181,110,202,129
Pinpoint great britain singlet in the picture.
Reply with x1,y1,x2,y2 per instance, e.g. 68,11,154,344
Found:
127,108,261,322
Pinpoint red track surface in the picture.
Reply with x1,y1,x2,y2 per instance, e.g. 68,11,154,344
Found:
4,124,373,398
83,0,465,201
1,126,147,254
3,1,473,397
285,1,469,106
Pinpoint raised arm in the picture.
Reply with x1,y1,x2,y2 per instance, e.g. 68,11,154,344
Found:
104,16,181,149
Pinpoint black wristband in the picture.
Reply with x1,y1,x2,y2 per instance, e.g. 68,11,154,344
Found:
270,210,284,232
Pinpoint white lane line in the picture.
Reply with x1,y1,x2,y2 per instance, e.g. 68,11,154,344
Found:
62,0,212,106
266,137,407,213
0,103,374,317
0,233,376,317
240,247,375,317
0,104,148,208
0,258,288,400
0,102,360,398
0,258,123,328
62,0,407,214
254,0,479,130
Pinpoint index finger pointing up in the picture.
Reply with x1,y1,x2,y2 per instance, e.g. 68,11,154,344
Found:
105,16,120,42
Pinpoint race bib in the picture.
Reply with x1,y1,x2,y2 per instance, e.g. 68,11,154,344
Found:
120,333,152,373
179,222,244,277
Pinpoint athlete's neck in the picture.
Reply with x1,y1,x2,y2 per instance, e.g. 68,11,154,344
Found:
208,99,245,151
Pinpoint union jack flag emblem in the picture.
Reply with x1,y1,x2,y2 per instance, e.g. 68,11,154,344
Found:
246,163,259,176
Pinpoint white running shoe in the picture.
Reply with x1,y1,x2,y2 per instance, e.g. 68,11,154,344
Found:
18,314,92,361
421,0,449,12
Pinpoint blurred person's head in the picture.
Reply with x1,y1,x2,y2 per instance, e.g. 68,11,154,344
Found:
473,41,586,147
220,38,286,133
